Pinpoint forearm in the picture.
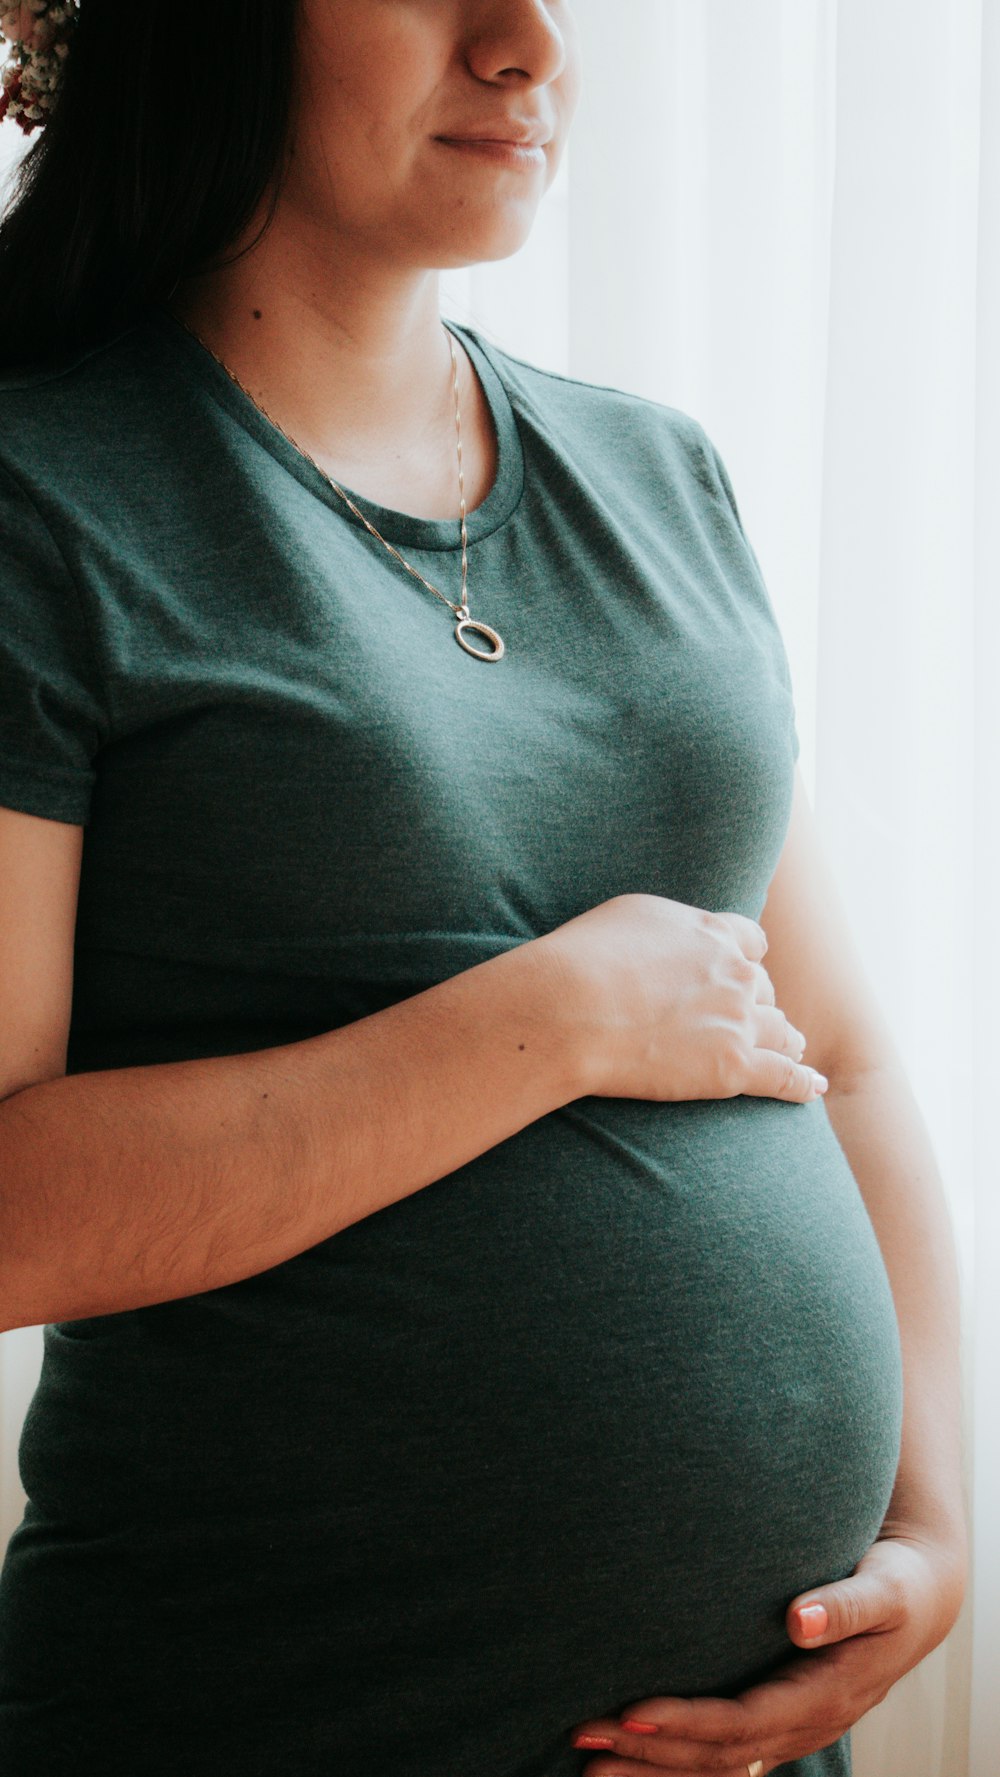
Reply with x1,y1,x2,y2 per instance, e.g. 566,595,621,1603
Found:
0,936,582,1331
823,1063,967,1564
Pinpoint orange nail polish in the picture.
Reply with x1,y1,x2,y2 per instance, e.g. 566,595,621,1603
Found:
572,1734,616,1750
796,1602,829,1636
622,1719,659,1735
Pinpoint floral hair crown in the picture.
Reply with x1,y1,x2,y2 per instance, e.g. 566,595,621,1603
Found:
0,1,79,135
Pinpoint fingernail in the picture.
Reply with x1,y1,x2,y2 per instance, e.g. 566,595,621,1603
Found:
621,1718,660,1735
572,1733,617,1750
795,1602,829,1635
812,1072,829,1093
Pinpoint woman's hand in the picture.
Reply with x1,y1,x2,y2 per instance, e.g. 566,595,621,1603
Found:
540,893,827,1107
569,1524,967,1775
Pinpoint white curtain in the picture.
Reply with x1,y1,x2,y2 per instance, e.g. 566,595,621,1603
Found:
1,3,994,1770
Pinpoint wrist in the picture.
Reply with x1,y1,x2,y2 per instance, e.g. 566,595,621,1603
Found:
883,1458,968,1552
878,1504,969,1619
527,930,598,1103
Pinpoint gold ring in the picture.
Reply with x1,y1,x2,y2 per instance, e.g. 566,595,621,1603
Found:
747,1763,765,1777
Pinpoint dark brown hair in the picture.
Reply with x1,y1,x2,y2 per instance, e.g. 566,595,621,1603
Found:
0,0,298,366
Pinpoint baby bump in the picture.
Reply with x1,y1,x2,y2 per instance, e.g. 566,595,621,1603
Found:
18,1093,902,1774
317,1093,903,1695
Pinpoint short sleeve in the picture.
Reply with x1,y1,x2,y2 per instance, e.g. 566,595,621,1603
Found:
694,423,801,764
0,457,107,823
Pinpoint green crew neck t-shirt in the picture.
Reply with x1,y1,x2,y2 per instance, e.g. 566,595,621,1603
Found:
0,310,902,1777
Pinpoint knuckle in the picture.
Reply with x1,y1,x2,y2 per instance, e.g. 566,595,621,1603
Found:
729,950,757,986
839,1590,868,1637
673,1737,742,1767
880,1572,909,1626
781,1055,802,1097
714,1033,748,1093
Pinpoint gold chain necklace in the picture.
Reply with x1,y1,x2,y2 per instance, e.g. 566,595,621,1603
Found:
171,313,505,663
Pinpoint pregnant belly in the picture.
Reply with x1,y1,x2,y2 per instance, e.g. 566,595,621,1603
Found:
13,1093,903,1777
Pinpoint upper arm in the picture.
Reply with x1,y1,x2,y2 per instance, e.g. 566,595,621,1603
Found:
0,804,82,1104
758,766,901,1089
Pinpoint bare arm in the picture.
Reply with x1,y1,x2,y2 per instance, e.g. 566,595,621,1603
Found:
0,933,581,1331
760,767,966,1562
821,1069,965,1556
0,784,820,1338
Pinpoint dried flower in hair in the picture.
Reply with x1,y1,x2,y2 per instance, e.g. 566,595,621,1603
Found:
0,0,79,135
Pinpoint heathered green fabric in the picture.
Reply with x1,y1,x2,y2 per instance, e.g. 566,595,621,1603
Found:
0,309,903,1776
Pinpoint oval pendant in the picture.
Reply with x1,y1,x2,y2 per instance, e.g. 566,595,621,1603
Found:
454,616,505,661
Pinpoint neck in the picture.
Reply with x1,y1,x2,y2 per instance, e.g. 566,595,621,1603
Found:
166,204,459,466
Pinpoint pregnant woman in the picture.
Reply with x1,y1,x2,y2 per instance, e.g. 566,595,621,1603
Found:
0,3,966,1774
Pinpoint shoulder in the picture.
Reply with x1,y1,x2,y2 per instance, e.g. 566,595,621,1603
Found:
451,321,746,552
0,313,187,502
452,320,717,470
0,315,166,405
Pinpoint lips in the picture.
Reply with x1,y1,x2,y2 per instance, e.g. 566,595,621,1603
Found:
437,126,551,148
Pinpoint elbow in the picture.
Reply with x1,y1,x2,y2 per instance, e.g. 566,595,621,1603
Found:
821,1054,910,1098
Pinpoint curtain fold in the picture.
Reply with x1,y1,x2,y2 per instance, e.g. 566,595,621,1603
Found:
970,0,1000,1769
1,3,993,1769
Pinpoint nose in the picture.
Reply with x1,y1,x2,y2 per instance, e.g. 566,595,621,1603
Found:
466,0,570,90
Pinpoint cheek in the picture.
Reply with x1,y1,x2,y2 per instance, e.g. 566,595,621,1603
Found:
295,38,440,203
556,56,585,130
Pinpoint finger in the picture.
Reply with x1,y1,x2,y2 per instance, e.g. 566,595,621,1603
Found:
576,1696,757,1756
744,1044,826,1102
738,1642,885,1745
579,1762,767,1777
787,1563,908,1648
720,910,769,962
754,1002,806,1059
610,1641,876,1747
580,1758,772,1777
577,1648,889,1771
575,1705,763,1762
576,1721,770,1772
607,1694,753,1742
752,963,777,1007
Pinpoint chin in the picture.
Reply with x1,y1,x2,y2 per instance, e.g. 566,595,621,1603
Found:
431,216,542,269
